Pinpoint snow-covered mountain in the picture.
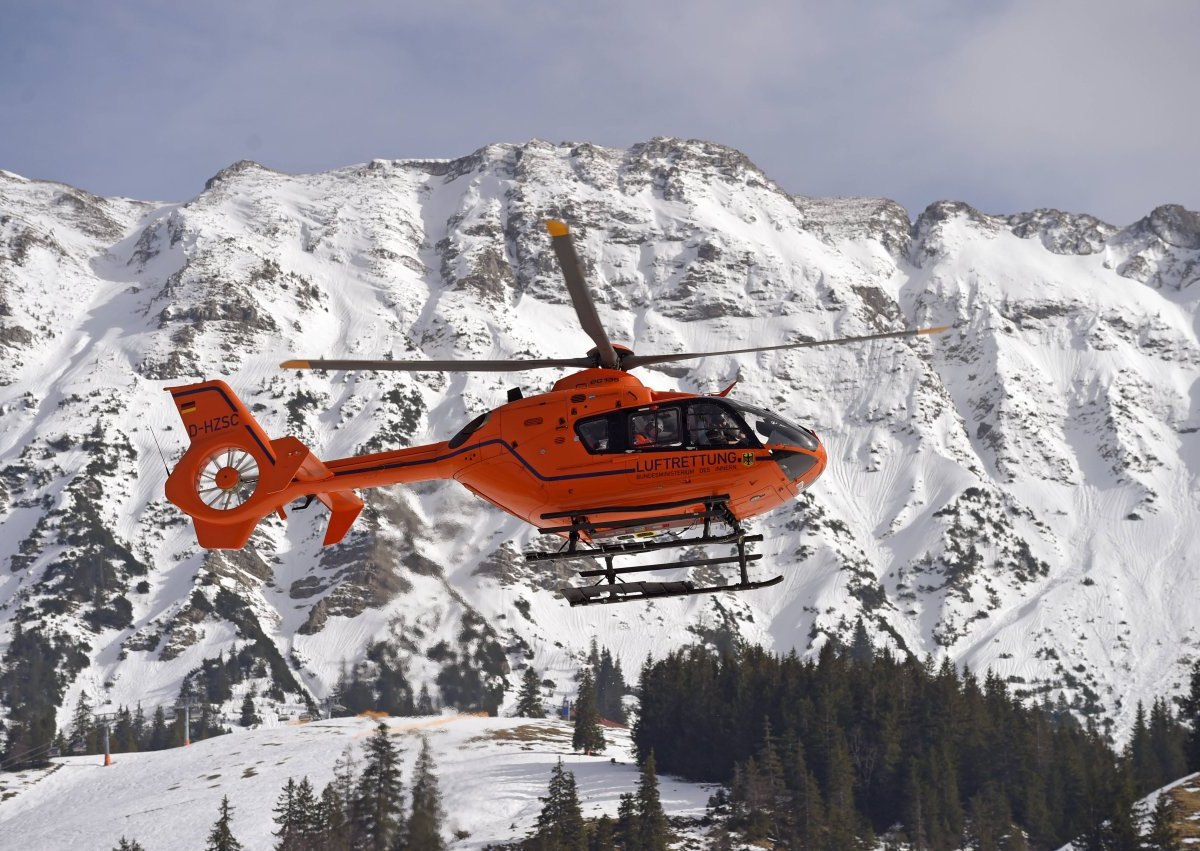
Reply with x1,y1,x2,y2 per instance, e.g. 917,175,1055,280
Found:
1,139,1198,738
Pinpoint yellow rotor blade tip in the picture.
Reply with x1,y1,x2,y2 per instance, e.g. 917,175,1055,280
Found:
545,219,569,237
919,325,953,335
280,359,310,369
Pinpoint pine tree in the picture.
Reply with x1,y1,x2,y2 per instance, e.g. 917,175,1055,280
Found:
273,776,322,850
68,692,94,754
407,736,446,851
589,815,616,851
206,796,244,851
1181,660,1200,771
1144,793,1182,851
148,706,169,750
1129,701,1157,793
273,777,301,850
783,736,824,847
1102,768,1144,851
416,684,435,716
1154,699,1187,780
112,839,145,851
532,758,586,850
294,777,321,842
635,751,669,851
132,703,147,746
240,692,260,728
616,793,641,851
318,781,352,851
849,616,874,663
571,668,605,755
113,706,136,753
516,667,546,718
333,744,358,804
352,723,405,851
824,733,860,849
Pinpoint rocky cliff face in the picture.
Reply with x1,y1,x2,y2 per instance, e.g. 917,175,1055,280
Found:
0,140,1197,736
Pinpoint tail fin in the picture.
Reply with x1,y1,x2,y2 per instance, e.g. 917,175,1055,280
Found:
164,380,364,549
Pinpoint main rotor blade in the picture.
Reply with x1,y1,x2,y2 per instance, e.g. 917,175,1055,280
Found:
545,220,619,370
281,356,593,373
621,325,953,370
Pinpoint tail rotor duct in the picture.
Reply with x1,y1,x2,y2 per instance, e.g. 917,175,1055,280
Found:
198,447,260,511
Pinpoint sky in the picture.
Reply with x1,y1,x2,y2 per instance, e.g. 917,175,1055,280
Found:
1,0,1197,226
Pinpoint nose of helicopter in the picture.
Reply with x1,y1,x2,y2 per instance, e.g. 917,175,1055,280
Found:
798,437,828,490
770,433,827,491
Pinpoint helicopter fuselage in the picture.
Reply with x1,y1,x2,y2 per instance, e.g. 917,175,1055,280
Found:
322,369,825,539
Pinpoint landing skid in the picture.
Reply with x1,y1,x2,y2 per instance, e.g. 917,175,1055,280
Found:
524,496,782,606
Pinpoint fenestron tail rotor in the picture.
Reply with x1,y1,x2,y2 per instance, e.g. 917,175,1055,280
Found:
197,447,260,511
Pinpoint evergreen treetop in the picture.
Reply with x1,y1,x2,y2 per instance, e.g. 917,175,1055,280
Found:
571,668,605,755
532,758,585,850
352,723,406,851
407,736,446,851
516,666,546,719
205,795,244,851
635,751,669,851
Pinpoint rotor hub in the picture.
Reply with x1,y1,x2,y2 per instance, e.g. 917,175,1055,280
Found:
214,466,241,490
587,343,635,370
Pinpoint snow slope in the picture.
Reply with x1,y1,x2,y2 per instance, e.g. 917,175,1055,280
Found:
0,713,711,850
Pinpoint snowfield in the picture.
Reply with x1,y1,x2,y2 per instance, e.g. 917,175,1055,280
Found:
0,713,714,851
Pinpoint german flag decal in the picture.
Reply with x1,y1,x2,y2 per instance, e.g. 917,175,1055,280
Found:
179,401,197,414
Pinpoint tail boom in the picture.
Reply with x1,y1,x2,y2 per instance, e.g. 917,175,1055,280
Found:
164,381,455,549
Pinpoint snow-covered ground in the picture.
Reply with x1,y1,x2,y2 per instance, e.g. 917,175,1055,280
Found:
0,713,714,851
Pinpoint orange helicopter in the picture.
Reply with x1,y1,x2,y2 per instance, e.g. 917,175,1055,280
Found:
165,220,947,605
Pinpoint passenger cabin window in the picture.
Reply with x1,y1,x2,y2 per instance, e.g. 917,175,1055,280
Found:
686,401,753,448
628,408,682,449
576,417,610,452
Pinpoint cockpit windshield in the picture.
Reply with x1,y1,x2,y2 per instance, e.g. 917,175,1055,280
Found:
726,402,819,451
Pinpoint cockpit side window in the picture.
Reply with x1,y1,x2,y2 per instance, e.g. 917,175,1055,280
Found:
728,402,819,450
627,407,683,450
686,401,754,448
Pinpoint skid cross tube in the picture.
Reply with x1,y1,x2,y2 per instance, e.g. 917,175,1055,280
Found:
559,575,783,607
577,553,763,579
526,532,765,563
524,496,781,605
